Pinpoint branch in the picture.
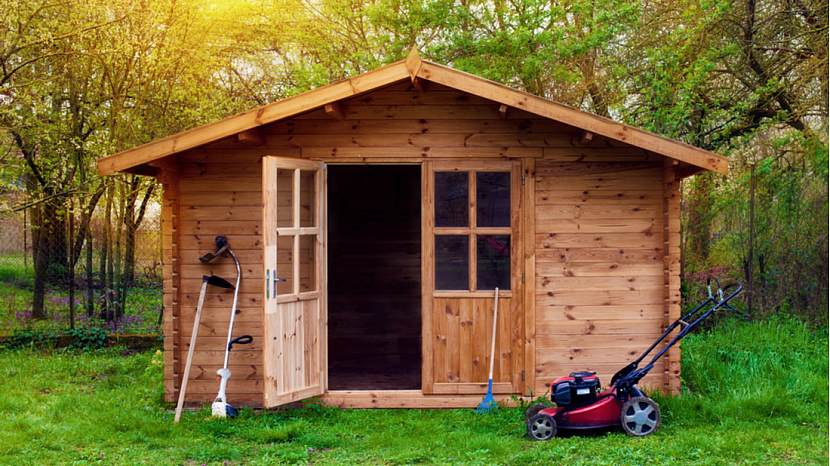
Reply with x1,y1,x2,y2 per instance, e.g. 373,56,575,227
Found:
2,178,98,213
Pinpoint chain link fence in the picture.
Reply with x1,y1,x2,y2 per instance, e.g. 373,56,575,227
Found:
0,186,163,335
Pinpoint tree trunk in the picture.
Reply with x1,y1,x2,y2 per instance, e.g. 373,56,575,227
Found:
31,204,49,320
86,225,94,318
113,181,126,322
101,186,112,321
30,197,69,320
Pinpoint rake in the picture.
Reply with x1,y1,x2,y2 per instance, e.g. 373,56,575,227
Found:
476,287,499,415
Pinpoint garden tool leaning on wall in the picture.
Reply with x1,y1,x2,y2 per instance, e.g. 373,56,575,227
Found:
174,274,235,422
199,236,253,418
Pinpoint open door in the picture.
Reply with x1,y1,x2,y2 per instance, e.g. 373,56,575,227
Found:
262,156,326,408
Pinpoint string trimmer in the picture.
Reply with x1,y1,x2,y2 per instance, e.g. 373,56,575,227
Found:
174,274,235,422
199,236,253,418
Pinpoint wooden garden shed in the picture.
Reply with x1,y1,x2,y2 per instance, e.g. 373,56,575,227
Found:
98,49,728,409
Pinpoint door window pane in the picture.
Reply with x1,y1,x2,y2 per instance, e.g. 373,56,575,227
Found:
300,170,315,227
435,235,469,290
477,235,510,290
277,169,294,228
299,235,316,292
275,235,294,295
435,172,468,227
476,172,510,228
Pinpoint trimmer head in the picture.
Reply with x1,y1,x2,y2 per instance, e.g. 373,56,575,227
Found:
199,236,230,263
211,368,238,418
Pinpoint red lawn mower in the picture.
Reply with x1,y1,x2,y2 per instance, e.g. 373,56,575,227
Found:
526,280,743,439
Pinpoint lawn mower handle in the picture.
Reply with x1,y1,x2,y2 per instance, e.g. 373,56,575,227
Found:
611,282,743,392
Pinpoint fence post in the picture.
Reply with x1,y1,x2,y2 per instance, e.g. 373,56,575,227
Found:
69,197,75,330
23,208,28,270
748,161,755,320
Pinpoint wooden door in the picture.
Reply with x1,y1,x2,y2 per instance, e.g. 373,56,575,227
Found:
422,161,524,395
262,156,326,408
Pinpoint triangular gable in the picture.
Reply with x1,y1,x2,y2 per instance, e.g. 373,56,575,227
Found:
97,48,728,176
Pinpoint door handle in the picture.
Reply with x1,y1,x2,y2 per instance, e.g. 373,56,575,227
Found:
267,269,287,300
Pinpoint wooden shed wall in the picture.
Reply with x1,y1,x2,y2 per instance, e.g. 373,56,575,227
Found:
161,80,682,405
530,160,681,395
162,151,267,403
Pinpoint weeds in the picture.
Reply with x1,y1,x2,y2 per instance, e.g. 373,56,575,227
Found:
0,278,162,335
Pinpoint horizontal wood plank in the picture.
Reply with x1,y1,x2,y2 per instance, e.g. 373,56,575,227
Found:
535,233,661,249
264,118,573,135
536,190,664,205
301,146,542,159
536,304,665,321
535,248,662,263
536,275,664,292
536,162,662,176
536,319,665,335
536,261,664,277
535,218,656,234
536,289,665,306
536,204,662,220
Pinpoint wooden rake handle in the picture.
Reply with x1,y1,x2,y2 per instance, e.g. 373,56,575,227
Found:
488,288,499,380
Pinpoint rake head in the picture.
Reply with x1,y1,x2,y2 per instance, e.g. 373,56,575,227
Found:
475,381,498,415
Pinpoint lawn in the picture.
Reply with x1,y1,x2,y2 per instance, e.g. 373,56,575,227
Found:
0,317,826,465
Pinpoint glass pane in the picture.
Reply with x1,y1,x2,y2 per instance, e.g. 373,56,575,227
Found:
299,235,316,292
477,235,510,290
300,170,315,227
275,235,294,295
277,168,294,228
435,172,468,227
476,172,510,228
435,235,469,290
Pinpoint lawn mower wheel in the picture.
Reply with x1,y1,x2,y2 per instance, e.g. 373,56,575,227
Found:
527,413,557,441
620,396,660,437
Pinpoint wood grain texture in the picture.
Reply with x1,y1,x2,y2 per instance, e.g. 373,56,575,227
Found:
532,160,669,393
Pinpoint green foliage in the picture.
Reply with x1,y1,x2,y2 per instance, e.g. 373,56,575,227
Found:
65,326,108,351
691,136,830,323
0,328,63,350
0,277,162,334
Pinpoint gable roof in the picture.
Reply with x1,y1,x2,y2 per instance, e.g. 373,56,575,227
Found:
97,48,728,177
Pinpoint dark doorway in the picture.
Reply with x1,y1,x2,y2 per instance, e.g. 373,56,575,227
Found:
327,165,422,390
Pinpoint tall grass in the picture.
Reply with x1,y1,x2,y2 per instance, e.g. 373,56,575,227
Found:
655,316,828,426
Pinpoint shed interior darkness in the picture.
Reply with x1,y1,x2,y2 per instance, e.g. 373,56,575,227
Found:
327,165,422,390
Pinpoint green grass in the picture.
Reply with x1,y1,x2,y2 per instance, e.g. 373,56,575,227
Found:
0,318,826,465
